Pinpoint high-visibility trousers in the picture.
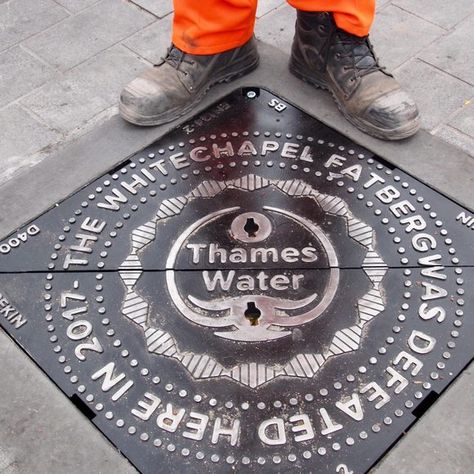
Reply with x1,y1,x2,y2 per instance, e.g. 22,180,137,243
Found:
173,0,375,55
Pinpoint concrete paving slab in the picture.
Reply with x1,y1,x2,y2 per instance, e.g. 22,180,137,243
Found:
123,16,172,65
373,361,474,474
255,4,296,52
436,125,474,158
23,0,155,71
0,329,136,474
0,448,16,472
19,46,147,134
0,105,60,184
376,0,392,9
370,5,444,71
394,58,474,131
419,15,474,86
0,46,55,105
131,0,173,19
256,0,285,18
0,43,473,474
393,0,474,30
0,0,69,52
449,100,474,137
54,0,101,13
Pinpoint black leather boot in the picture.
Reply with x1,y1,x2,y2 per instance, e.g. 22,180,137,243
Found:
290,12,420,140
120,38,259,126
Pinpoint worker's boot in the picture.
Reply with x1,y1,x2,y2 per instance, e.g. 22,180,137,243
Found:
290,12,420,140
120,37,259,126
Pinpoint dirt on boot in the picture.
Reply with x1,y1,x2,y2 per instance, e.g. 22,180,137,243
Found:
120,38,259,126
290,12,420,140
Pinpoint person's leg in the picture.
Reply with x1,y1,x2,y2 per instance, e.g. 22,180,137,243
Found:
173,0,257,55
288,0,374,37
119,0,258,126
288,1,420,140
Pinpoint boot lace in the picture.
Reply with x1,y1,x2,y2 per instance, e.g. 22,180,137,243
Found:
158,45,195,75
333,31,386,80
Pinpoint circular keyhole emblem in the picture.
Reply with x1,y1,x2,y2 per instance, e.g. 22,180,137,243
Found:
244,301,262,326
244,217,259,238
230,212,272,243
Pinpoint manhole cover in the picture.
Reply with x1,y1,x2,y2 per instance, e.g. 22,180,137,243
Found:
1,88,473,473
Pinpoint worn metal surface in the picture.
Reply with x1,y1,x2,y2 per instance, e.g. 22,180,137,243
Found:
0,88,473,473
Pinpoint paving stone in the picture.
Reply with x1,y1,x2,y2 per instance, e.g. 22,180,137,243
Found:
0,46,55,105
131,0,173,18
419,17,474,86
394,59,474,131
449,100,474,137
256,0,285,18
23,0,154,71
20,46,147,134
435,125,474,158
54,0,101,13
1,464,19,474
370,5,444,71
0,449,15,471
0,0,69,52
374,365,474,474
0,106,60,184
123,16,172,64
255,4,295,53
393,0,474,29
376,0,393,9
0,331,136,474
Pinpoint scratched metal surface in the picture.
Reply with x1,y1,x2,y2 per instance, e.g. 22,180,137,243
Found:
0,88,473,474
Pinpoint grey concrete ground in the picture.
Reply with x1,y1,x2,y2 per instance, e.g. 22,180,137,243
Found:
0,1,473,474
0,0,473,187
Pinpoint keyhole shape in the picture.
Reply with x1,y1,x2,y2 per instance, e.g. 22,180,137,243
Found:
244,217,259,238
244,302,261,326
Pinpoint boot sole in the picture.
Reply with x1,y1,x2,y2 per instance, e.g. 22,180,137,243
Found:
120,56,260,127
289,61,421,141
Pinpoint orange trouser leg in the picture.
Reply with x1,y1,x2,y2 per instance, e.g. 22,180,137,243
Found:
172,0,258,55
288,0,375,37
172,0,375,55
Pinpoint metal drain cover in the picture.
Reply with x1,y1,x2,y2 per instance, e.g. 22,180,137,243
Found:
1,88,473,474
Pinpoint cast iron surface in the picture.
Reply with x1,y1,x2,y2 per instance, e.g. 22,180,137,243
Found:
0,88,473,474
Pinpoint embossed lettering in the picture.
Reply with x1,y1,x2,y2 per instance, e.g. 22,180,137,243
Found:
289,414,315,442
407,330,436,354
258,418,286,445
132,393,161,421
336,394,364,421
183,412,209,441
361,382,390,409
91,362,134,401
157,404,185,433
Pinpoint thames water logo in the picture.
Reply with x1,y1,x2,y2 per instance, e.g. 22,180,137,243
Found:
167,206,337,342
119,175,387,388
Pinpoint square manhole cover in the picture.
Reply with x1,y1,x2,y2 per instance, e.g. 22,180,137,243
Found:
1,88,473,473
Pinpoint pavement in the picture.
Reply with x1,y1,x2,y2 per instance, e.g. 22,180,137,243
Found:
0,0,473,186
0,1,473,473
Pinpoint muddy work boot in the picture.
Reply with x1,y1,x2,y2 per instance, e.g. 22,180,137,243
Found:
290,12,420,140
120,38,259,126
